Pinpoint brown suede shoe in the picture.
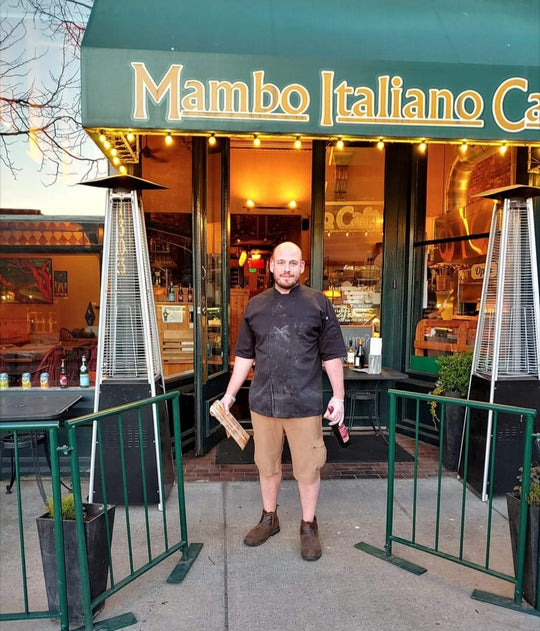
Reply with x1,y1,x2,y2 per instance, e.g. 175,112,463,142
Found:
244,509,280,546
300,516,322,561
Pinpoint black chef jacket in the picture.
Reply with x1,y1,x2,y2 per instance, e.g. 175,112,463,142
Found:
234,284,347,418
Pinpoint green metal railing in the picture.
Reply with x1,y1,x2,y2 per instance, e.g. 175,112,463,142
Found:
0,391,202,631
357,389,539,617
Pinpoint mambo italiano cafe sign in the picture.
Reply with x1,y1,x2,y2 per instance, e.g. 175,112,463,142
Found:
83,55,540,141
130,63,539,139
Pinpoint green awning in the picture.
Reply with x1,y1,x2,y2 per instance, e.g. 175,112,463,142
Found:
81,0,540,142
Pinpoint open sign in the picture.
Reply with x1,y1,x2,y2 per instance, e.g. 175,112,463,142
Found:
470,264,485,280
471,262,497,281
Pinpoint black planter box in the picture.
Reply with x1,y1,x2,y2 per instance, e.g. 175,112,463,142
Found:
441,391,465,472
36,502,115,625
506,492,539,608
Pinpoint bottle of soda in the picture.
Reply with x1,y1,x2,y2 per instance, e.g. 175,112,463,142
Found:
79,355,89,388
327,405,350,448
59,358,68,388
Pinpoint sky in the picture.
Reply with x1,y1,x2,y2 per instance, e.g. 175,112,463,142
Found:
1,142,107,216
0,1,107,217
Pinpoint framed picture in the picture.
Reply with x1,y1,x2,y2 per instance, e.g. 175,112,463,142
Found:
0,257,53,304
161,305,185,323
54,271,68,297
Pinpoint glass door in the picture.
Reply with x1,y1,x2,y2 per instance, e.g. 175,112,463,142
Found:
193,137,231,455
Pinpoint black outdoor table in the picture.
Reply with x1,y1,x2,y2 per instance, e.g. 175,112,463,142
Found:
0,391,82,502
342,366,409,434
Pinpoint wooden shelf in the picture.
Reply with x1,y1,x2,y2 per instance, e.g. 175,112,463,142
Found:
155,303,194,375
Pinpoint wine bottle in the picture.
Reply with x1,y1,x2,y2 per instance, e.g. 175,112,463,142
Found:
187,284,193,302
328,406,350,448
59,359,68,388
79,355,89,388
168,281,175,301
354,338,365,369
346,338,355,365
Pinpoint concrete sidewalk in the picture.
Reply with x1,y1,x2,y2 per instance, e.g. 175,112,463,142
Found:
1,477,538,631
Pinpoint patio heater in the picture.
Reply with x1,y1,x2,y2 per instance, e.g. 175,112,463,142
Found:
463,185,540,500
80,175,174,507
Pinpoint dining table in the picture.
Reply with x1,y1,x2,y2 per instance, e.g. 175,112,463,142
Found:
341,365,409,434
0,391,83,502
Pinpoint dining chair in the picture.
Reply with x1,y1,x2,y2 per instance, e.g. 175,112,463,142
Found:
31,344,65,387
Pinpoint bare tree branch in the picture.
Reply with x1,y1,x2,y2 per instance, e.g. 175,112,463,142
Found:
0,0,104,184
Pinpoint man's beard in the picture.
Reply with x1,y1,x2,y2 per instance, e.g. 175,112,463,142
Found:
273,274,299,291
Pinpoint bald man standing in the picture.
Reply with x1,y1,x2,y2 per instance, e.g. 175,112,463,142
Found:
220,242,346,561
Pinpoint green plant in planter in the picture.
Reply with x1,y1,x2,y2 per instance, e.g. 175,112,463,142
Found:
429,349,473,422
44,494,87,520
37,495,114,624
513,465,540,507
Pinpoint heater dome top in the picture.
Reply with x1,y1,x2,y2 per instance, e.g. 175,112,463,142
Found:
79,174,167,191
475,184,540,202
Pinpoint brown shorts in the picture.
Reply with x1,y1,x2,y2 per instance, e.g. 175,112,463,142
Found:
251,411,327,484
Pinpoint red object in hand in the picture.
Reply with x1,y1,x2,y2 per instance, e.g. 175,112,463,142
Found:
327,405,350,448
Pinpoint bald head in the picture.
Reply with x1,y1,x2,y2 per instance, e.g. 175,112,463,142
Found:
270,241,305,293
272,241,303,261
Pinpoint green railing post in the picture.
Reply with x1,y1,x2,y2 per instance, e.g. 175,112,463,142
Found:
172,392,189,547
535,431,540,613
153,401,170,549
513,412,534,607
49,427,70,631
13,432,30,615
384,390,397,557
137,406,153,560
95,418,119,584
68,422,94,630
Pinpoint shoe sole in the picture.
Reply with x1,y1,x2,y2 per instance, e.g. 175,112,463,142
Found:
301,551,322,561
243,527,280,547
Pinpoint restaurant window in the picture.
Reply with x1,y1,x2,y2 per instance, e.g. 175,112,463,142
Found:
142,135,194,379
411,144,516,364
324,144,385,351
0,216,103,387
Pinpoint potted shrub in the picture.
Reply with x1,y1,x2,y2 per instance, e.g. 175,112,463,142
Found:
429,349,473,471
506,465,540,607
36,494,115,625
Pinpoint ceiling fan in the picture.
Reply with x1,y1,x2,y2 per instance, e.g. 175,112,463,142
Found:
140,136,167,162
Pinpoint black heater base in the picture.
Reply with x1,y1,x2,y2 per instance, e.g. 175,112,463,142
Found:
92,380,175,506
461,374,540,497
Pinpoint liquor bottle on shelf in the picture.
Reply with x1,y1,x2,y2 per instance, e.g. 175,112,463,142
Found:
178,286,184,302
59,359,68,388
346,339,355,365
187,284,193,302
354,338,365,369
79,355,89,388
168,281,175,302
